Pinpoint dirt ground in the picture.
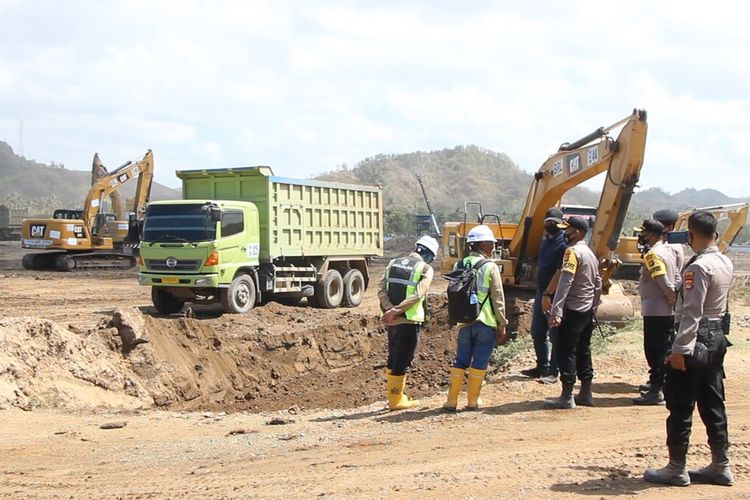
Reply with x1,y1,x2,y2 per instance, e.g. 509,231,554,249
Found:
1,240,750,498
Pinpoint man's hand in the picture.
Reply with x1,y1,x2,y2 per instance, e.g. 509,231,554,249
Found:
541,294,552,314
381,308,401,326
496,326,508,345
666,292,677,307
549,315,562,328
665,353,687,371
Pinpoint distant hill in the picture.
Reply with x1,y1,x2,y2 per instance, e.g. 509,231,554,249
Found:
315,146,599,229
314,146,750,241
0,141,180,216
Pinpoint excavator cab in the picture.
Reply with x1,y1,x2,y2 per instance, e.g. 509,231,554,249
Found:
441,202,517,272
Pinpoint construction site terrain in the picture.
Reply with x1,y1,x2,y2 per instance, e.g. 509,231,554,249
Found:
1,240,749,498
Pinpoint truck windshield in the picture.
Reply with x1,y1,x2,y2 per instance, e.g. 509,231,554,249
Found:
142,204,216,243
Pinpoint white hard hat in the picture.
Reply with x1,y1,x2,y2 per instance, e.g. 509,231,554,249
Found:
466,225,496,243
415,235,439,256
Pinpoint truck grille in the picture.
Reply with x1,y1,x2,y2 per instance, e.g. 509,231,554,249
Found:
145,259,202,271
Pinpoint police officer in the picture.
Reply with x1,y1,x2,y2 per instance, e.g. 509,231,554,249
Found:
545,216,602,409
639,208,686,396
653,208,685,285
634,219,678,405
644,211,734,486
378,235,438,411
521,207,566,382
443,225,507,411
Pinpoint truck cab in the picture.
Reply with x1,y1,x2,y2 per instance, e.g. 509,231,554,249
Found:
139,200,260,314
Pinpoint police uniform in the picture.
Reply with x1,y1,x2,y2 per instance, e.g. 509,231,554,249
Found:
378,252,434,376
666,246,733,459
669,242,685,288
550,240,602,390
638,240,677,397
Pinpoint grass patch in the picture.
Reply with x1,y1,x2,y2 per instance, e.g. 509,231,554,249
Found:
491,332,532,371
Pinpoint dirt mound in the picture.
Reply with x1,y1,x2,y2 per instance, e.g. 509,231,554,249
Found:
0,317,150,410
0,293,534,413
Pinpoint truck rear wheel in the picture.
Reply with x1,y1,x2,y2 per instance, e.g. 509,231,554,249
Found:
221,274,256,314
152,287,185,314
314,269,343,308
342,269,365,307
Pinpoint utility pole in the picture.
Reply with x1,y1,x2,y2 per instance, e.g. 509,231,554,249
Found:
416,173,441,236
18,121,24,156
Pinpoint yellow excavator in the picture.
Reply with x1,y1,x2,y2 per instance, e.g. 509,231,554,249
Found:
615,202,749,278
677,203,748,251
21,150,154,271
441,109,648,322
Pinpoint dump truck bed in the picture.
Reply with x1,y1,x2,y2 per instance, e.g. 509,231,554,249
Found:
176,166,384,260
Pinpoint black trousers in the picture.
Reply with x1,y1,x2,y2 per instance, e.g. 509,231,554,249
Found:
387,323,420,376
665,346,728,451
643,316,674,389
556,308,594,385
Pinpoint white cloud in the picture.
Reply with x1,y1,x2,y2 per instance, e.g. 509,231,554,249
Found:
0,0,748,199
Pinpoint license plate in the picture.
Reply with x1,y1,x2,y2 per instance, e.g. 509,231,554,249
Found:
162,277,180,284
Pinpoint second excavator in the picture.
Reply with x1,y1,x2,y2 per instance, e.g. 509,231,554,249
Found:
21,150,154,271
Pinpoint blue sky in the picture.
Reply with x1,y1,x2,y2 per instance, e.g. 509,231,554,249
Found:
1,0,748,196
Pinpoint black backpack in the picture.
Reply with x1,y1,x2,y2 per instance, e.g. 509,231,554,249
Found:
445,258,490,325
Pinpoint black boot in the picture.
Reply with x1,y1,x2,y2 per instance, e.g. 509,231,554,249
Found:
574,378,594,407
639,381,651,393
688,444,734,486
544,382,575,409
633,387,664,406
644,445,690,486
520,366,542,378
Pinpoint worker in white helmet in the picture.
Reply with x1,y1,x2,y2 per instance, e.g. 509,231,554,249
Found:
443,225,508,411
378,235,439,410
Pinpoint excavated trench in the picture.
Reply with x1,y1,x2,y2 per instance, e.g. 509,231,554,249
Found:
0,296,532,413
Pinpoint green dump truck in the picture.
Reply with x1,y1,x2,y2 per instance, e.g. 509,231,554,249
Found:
138,166,383,314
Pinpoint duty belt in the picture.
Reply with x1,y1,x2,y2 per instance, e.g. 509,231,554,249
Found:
700,318,722,330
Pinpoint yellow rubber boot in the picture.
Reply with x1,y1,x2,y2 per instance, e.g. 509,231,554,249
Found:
387,374,420,411
466,368,486,410
442,368,465,411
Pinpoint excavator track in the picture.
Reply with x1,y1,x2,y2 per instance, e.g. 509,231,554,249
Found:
21,252,136,271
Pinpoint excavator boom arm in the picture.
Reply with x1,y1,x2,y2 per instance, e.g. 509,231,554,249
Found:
508,109,648,289
675,203,749,253
82,150,154,232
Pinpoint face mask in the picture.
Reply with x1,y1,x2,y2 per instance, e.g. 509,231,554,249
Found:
563,231,574,244
422,252,435,264
545,223,560,235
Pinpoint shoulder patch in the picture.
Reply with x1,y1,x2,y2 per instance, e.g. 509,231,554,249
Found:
562,247,578,274
644,250,666,278
684,271,694,290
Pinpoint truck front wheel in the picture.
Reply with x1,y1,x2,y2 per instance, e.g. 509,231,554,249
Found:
342,269,365,307
221,274,256,314
152,287,185,314
314,269,343,308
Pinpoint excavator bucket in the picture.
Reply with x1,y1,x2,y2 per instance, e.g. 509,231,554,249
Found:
596,282,634,326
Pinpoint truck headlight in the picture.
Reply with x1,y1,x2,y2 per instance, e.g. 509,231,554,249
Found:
195,277,212,286
138,274,148,285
